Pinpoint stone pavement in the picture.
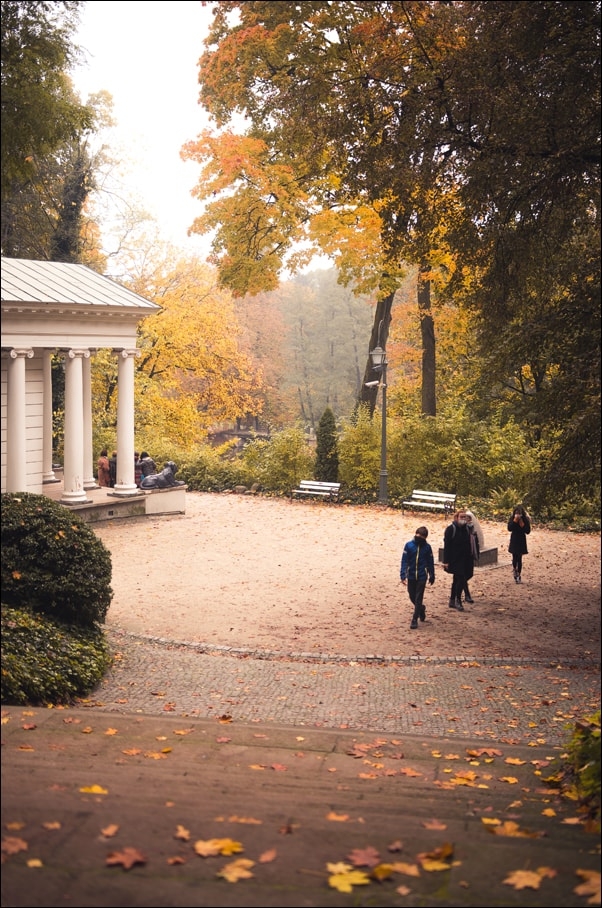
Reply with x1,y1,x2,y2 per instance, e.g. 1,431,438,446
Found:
2,627,600,907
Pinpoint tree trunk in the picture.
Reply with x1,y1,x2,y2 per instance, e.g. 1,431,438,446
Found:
357,291,394,417
418,265,436,416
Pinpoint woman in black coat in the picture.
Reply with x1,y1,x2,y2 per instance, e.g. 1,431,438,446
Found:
508,505,531,583
442,509,473,611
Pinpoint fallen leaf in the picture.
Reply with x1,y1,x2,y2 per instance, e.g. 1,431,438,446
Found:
106,847,146,870
503,869,543,890
327,811,350,822
101,824,119,838
390,861,420,877
347,846,380,868
574,869,601,905
41,821,61,830
423,819,447,830
1,836,28,854
79,784,108,795
217,858,255,882
26,858,43,868
328,866,371,893
174,825,190,841
194,838,244,857
258,848,277,863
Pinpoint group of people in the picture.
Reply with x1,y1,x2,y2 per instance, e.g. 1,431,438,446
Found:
96,450,157,489
400,505,531,631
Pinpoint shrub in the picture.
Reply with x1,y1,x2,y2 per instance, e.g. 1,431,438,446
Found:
547,712,601,826
1,492,112,628
315,407,339,482
1,606,112,705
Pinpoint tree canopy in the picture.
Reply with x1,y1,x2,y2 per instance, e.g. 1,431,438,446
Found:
183,0,600,505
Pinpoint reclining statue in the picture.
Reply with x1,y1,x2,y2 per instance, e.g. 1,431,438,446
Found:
140,461,185,490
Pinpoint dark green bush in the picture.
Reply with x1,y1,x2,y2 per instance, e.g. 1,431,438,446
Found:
1,492,112,628
1,606,112,705
315,407,339,482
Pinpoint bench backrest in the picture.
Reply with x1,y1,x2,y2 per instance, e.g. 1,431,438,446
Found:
299,480,340,491
411,489,456,503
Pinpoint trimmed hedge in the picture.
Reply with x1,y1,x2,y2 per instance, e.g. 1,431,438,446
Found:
1,492,112,628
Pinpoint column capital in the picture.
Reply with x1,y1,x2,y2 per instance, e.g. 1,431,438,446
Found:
62,348,91,360
9,347,34,359
114,348,141,359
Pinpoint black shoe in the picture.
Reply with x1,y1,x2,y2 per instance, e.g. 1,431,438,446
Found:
455,599,465,611
464,597,474,604
410,620,418,630
420,609,426,622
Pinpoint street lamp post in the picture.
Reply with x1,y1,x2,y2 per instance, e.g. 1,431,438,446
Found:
370,345,388,505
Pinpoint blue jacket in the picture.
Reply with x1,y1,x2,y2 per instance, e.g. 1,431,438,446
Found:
400,539,435,583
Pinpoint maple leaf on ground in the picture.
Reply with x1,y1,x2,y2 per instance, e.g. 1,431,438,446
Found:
101,824,119,838
217,858,255,882
328,866,371,893
503,869,543,890
106,847,147,870
194,838,244,857
390,861,421,877
347,845,380,867
174,825,190,841
488,820,545,838
574,869,601,905
1,837,28,855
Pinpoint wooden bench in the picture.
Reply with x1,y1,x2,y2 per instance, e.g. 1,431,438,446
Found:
401,489,456,515
291,480,341,501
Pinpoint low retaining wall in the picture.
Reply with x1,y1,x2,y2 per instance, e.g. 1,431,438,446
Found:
144,486,187,515
438,546,498,566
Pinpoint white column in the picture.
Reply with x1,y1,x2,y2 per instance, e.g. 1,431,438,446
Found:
6,348,34,492
42,350,57,483
82,352,96,489
61,349,90,505
112,347,140,496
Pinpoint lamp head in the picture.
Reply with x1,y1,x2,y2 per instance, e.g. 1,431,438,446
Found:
370,345,387,368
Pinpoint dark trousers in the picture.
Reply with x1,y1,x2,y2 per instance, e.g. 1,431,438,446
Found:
450,572,465,601
407,578,427,622
512,554,523,574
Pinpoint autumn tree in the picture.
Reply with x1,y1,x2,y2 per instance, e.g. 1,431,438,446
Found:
183,0,600,506
90,250,269,453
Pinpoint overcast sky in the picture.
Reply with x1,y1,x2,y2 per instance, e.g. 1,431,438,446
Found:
72,1,214,253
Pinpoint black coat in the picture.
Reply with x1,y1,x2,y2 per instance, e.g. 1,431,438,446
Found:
508,514,531,555
443,521,474,580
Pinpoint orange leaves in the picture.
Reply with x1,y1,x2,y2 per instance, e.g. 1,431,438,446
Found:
193,838,244,858
574,869,601,905
503,865,557,891
484,819,546,839
1,837,28,855
106,847,147,871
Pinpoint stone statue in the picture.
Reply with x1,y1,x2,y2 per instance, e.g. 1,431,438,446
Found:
140,461,185,490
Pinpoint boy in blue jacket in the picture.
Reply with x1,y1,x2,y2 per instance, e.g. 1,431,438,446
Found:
400,526,436,630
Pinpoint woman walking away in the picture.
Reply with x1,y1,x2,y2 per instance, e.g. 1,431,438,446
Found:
508,505,531,583
443,509,473,611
